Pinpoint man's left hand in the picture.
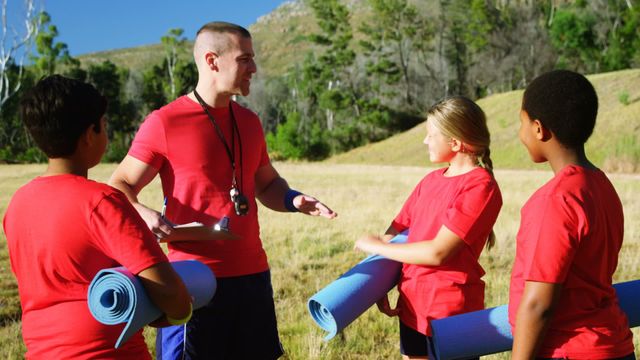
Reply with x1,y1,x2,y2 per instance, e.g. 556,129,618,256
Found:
293,195,337,219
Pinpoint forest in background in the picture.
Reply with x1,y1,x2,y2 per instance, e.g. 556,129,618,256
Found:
1,0,639,163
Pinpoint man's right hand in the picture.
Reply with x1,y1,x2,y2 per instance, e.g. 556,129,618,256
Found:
376,294,400,317
134,203,174,239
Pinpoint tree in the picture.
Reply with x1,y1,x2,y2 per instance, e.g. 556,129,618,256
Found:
142,57,196,113
86,60,138,161
30,11,75,78
359,0,434,111
549,6,599,72
0,0,39,111
161,28,187,100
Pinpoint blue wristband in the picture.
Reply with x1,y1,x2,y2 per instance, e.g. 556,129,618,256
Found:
284,189,302,212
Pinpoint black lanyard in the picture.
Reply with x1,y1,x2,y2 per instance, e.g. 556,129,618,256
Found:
193,90,244,193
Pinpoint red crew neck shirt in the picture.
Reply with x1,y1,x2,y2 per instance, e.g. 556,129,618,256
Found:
391,167,502,335
128,96,270,277
3,174,167,359
509,165,634,358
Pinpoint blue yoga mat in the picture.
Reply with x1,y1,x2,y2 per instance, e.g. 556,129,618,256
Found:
88,260,216,348
430,279,640,360
308,232,408,340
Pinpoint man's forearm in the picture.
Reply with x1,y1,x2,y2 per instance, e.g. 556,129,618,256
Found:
109,175,141,205
256,176,291,212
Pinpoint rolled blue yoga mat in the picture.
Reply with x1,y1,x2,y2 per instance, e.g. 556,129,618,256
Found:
308,232,408,340
430,279,640,360
88,260,216,348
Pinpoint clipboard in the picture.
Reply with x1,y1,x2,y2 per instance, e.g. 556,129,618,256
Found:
160,222,240,243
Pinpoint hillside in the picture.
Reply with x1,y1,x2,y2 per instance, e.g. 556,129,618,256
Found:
77,43,193,73
327,68,640,173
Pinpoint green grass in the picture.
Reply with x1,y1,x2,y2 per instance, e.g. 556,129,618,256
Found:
1,163,639,358
329,68,640,173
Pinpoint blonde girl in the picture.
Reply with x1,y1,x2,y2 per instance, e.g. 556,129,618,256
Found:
355,96,503,359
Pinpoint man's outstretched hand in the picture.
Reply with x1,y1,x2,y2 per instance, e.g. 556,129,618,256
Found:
293,195,337,219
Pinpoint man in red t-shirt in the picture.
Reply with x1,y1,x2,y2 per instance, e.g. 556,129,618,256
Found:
109,22,337,359
509,70,634,359
3,75,192,359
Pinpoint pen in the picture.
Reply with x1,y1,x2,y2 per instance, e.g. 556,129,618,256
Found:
161,197,167,219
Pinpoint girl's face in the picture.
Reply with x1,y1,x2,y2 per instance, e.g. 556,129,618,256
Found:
424,120,454,163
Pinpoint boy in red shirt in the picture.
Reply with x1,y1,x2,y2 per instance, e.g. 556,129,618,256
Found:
2,75,193,359
509,70,635,359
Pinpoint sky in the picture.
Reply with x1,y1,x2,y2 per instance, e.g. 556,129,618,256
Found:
8,0,289,56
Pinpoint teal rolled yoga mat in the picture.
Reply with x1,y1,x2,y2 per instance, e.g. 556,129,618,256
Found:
430,279,640,360
308,232,408,340
88,260,215,348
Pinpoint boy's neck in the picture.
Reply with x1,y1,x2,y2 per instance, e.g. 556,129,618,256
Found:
547,144,595,174
44,158,88,178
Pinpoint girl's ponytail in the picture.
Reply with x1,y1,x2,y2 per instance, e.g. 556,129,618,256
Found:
480,148,494,176
481,148,496,250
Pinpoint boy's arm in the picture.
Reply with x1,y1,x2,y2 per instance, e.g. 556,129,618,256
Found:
254,163,337,219
354,225,463,266
512,281,562,360
109,155,173,238
137,261,193,323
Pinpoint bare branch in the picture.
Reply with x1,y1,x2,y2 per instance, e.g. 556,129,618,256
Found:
0,0,41,110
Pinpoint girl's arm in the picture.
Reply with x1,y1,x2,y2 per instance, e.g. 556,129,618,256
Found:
512,281,561,360
373,224,402,317
354,225,464,266
381,225,399,242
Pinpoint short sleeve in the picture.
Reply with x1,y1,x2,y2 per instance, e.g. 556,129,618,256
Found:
443,178,502,245
128,111,167,170
391,181,421,231
90,191,168,274
523,194,579,284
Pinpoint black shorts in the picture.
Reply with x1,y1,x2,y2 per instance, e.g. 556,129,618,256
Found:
156,270,284,359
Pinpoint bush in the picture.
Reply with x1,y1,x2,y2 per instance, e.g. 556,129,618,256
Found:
618,90,630,106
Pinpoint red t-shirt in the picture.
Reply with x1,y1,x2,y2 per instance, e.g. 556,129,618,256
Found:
2,174,168,359
128,96,270,277
509,165,634,358
391,167,502,335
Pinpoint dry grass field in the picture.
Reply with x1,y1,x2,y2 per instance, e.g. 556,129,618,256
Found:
0,162,638,359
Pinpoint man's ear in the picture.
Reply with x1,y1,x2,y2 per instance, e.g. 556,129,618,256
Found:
205,51,219,71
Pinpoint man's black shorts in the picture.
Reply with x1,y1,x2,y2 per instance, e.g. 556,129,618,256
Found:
156,270,284,359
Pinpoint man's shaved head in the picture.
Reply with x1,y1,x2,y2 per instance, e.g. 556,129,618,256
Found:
193,21,251,62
